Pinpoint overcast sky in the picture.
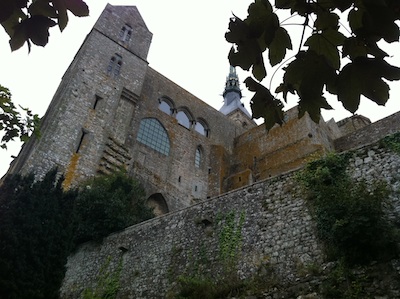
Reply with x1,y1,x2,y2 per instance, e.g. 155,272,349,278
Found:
1,0,399,178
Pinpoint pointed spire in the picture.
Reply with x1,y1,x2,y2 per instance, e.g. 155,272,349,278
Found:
223,65,242,98
219,65,251,118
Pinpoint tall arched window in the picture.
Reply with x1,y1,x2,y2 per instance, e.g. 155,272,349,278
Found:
195,146,202,168
136,118,170,155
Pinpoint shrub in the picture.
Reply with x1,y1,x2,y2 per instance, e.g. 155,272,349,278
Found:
299,153,398,265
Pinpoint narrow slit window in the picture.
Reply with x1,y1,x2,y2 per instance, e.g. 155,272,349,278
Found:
76,130,87,153
195,147,202,168
93,95,102,110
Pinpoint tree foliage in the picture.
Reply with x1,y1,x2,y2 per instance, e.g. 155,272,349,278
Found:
0,84,40,149
0,170,77,299
73,171,155,245
226,0,400,129
0,170,154,299
0,0,89,52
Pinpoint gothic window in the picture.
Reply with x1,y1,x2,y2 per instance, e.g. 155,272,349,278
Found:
119,24,132,42
107,54,122,76
176,110,191,129
195,146,202,168
158,97,174,115
136,118,170,155
195,119,209,137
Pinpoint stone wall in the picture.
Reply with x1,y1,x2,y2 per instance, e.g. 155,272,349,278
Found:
60,139,400,299
334,110,400,152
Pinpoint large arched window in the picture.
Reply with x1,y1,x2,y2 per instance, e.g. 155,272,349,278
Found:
158,97,174,115
136,118,170,155
176,110,192,129
195,146,202,168
195,119,209,137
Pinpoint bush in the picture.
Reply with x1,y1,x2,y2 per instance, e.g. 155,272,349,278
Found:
73,171,154,245
299,153,398,265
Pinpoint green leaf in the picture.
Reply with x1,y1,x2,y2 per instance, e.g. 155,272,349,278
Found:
304,29,345,69
29,0,58,18
337,58,400,113
27,15,56,46
52,0,68,31
314,11,339,31
64,0,89,17
245,77,284,131
268,27,292,66
278,51,335,121
9,22,28,51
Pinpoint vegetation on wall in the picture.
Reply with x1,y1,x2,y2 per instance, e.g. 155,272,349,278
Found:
0,169,153,299
170,211,247,299
82,255,123,299
381,131,400,154
298,152,398,265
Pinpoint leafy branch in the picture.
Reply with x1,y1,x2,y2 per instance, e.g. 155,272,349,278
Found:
0,85,40,149
0,0,89,52
226,0,400,130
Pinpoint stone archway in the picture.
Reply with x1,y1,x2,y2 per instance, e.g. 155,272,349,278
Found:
147,193,169,216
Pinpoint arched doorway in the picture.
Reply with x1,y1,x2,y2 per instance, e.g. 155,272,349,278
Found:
147,193,169,216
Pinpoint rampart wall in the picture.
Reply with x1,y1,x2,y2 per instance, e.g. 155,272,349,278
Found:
60,139,400,299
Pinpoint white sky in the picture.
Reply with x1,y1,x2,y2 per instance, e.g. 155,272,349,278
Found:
1,0,399,178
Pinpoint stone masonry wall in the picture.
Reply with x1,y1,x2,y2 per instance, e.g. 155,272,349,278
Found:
60,140,400,299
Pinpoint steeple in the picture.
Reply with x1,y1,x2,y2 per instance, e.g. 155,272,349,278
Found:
223,65,241,98
219,66,251,118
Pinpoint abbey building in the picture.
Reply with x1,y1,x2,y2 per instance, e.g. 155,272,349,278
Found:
6,4,399,214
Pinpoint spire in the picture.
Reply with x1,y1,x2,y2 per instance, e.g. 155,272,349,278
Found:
223,65,242,98
219,66,251,118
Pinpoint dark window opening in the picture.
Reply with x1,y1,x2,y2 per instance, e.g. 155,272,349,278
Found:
93,95,102,110
76,130,87,153
107,54,122,77
119,24,132,42
178,176,181,182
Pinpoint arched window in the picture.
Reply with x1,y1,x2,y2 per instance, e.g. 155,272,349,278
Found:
158,98,174,115
176,110,191,129
195,119,209,137
107,54,122,76
195,146,202,168
119,24,132,42
136,118,170,155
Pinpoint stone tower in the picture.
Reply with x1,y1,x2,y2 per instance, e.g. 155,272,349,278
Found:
8,5,153,186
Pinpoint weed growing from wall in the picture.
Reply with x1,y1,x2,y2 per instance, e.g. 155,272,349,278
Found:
298,152,398,265
381,132,400,154
83,255,123,299
169,210,247,298
217,210,246,267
